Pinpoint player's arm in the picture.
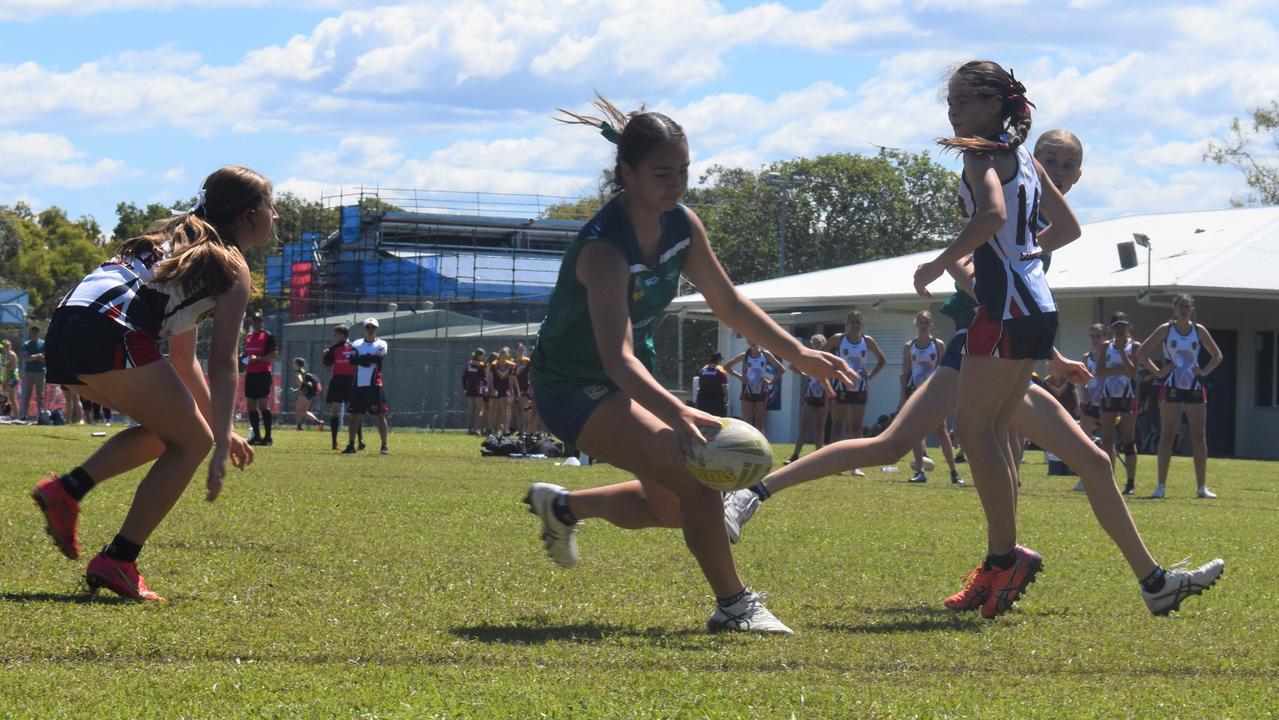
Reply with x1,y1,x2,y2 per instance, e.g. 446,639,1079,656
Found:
1032,158,1083,252
1134,323,1171,376
1197,324,1224,377
722,351,747,381
899,342,911,401
260,333,278,365
169,328,213,424
1048,347,1091,385
206,263,256,500
579,240,714,455
864,335,887,381
946,256,977,300
914,155,1006,296
761,349,785,382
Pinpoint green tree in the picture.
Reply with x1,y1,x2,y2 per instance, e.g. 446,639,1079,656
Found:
1205,101,1279,205
541,193,609,221
0,205,105,318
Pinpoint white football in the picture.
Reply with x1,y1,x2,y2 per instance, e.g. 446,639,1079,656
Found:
686,418,774,492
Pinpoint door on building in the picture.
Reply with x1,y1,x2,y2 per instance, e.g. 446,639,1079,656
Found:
1203,329,1236,457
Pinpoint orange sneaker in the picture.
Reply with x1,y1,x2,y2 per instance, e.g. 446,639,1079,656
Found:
944,564,993,611
981,545,1043,619
32,473,81,560
86,553,164,602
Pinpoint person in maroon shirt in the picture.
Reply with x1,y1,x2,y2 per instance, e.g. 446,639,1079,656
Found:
512,342,535,433
488,347,518,434
694,352,729,417
322,324,356,450
462,347,488,435
242,311,277,445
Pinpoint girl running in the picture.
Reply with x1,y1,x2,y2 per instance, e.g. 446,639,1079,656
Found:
900,311,961,484
726,114,1222,617
291,357,324,430
1098,312,1141,495
30,166,266,600
523,96,854,634
463,348,488,435
822,310,885,476
785,334,830,465
725,341,784,432
1134,294,1223,499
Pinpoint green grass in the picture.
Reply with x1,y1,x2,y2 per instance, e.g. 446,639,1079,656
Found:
1,425,1276,719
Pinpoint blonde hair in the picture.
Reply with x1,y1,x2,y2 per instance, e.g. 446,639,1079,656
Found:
1034,129,1083,162
117,166,269,298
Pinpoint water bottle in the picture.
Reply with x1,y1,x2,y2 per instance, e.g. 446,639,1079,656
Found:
880,465,900,473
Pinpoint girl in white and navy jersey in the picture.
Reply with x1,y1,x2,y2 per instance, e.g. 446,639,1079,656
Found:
912,60,1081,618
821,309,885,477
1135,294,1224,499
725,342,784,432
785,334,830,464
30,166,271,602
1097,312,1141,494
1078,322,1107,435
899,311,960,484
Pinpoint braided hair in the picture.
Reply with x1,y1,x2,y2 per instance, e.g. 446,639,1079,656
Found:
556,93,685,194
938,60,1034,154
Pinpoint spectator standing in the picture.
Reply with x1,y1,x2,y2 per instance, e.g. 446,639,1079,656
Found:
343,318,390,455
1,340,18,417
20,325,46,421
242,311,277,445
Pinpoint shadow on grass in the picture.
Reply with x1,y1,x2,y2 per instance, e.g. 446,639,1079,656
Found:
0,591,137,605
451,619,702,645
820,606,984,635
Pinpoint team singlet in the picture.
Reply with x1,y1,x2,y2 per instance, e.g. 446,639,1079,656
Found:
327,342,356,377
957,145,1055,320
351,338,387,388
1164,323,1202,390
743,352,770,395
1083,353,1103,405
1101,340,1136,399
60,249,215,339
908,338,939,389
836,335,869,392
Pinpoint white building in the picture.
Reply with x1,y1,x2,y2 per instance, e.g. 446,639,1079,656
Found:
670,206,1279,459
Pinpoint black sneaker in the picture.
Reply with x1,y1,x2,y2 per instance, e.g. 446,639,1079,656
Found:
379,446,389,455
1122,483,1135,496
783,454,799,466
246,437,261,446
951,470,965,486
261,438,273,446
909,470,928,483
358,441,367,451
341,445,357,454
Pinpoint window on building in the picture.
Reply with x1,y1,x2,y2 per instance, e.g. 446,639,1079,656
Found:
1257,331,1276,407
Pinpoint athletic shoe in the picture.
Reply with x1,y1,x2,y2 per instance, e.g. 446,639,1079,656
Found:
261,438,273,446
1151,484,1167,499
1143,559,1224,616
783,454,799,466
849,469,866,477
523,482,579,568
85,553,163,602
1122,483,1135,496
950,470,965,486
910,456,936,472
358,441,367,451
341,445,357,454
31,473,81,560
723,489,760,545
246,436,261,446
1196,486,1217,499
909,470,928,483
706,591,793,634
944,564,993,611
1072,480,1086,492
981,545,1044,619
379,446,389,455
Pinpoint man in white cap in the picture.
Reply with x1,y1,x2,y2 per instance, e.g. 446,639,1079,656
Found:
343,317,390,455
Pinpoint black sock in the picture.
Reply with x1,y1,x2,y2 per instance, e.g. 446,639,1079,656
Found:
551,492,577,526
58,467,95,502
1141,566,1167,593
750,482,771,502
104,534,142,564
717,587,751,607
249,411,260,439
330,417,339,445
263,410,273,439
987,551,1016,570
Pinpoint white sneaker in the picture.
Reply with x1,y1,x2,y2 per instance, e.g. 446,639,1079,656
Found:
523,482,579,568
707,591,794,634
1196,486,1217,499
909,456,936,472
723,489,760,545
1072,479,1086,492
849,468,866,477
1151,484,1166,499
1142,559,1224,616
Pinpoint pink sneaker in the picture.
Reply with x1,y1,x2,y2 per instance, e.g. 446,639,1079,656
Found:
32,473,80,560
86,553,164,602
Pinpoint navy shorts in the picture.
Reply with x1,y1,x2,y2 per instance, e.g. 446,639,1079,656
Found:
967,307,1057,361
350,385,387,415
1160,386,1206,405
45,306,163,386
941,330,966,371
326,375,353,404
834,389,867,405
534,385,614,446
1101,396,1137,414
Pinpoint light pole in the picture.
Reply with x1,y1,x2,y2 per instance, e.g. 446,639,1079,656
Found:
763,171,809,278
1133,232,1153,299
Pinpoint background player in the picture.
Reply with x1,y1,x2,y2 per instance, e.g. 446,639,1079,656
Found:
1135,294,1224,498
291,357,323,430
725,341,783,432
513,342,535,433
242,311,276,445
1097,312,1141,495
19,324,46,421
786,334,830,465
463,348,488,435
900,311,961,484
822,310,885,476
488,346,518,434
322,324,356,450
343,317,389,455
694,352,729,418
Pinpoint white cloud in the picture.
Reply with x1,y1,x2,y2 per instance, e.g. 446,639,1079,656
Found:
0,132,132,190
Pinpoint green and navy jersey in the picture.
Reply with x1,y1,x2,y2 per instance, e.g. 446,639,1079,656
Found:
532,195,693,394
939,250,1052,333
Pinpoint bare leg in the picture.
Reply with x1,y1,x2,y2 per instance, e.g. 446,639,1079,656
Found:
1101,411,1120,480
1015,385,1157,578
376,413,389,447
1118,412,1137,486
566,479,681,530
1155,402,1178,487
790,405,814,458
815,403,829,449
1184,403,1208,488
937,422,958,473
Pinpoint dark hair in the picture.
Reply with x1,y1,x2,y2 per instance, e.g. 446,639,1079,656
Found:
939,60,1033,154
556,94,686,194
293,357,306,368
334,324,349,337
29,325,40,333
117,166,268,298
709,352,723,364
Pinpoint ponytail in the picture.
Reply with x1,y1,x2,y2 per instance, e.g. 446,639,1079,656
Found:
938,60,1034,154
556,93,685,194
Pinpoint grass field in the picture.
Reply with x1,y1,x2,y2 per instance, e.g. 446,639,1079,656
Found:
1,425,1276,719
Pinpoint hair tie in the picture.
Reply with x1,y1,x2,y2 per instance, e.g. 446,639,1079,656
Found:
1004,69,1035,116
599,123,621,145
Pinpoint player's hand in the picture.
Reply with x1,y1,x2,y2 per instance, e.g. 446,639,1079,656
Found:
1048,354,1092,385
227,432,255,471
788,348,858,398
914,260,944,297
1193,367,1207,377
206,445,229,502
671,405,721,459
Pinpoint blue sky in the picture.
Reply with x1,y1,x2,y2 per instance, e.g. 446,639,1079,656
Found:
2,0,1278,234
